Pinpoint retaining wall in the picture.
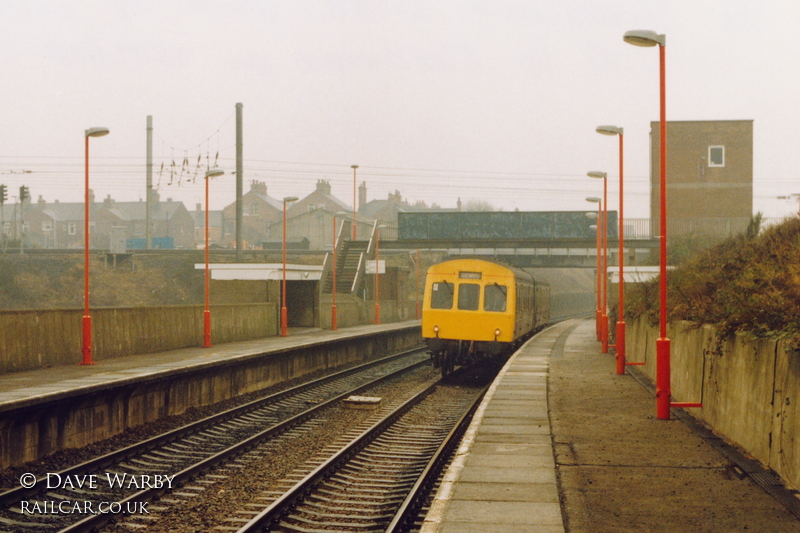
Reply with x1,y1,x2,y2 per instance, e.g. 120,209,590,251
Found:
0,304,280,373
627,317,800,491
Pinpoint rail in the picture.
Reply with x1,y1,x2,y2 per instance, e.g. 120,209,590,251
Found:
0,348,430,532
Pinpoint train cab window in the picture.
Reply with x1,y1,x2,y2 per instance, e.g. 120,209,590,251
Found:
484,284,507,312
457,283,480,311
430,282,454,309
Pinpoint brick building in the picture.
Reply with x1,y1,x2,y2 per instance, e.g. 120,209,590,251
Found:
221,180,282,248
651,120,753,237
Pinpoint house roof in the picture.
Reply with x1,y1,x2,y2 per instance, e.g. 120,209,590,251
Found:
310,190,351,212
39,203,86,221
250,192,283,211
112,200,188,221
23,199,191,223
358,199,406,219
189,210,224,227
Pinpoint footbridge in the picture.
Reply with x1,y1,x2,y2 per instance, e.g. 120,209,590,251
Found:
379,210,658,268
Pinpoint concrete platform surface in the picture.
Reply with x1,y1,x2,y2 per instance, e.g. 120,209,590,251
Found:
423,318,800,532
421,320,572,533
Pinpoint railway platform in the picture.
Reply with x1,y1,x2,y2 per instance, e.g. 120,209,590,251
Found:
422,318,800,533
0,322,420,413
420,320,569,533
0,321,422,469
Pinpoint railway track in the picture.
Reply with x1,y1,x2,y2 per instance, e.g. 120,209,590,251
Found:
236,377,487,533
0,348,431,533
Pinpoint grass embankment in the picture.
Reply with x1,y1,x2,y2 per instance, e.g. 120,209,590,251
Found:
0,254,204,309
624,215,800,348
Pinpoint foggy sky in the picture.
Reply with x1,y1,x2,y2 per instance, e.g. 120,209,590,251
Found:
1,1,798,219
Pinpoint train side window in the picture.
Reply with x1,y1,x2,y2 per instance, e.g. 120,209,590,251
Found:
457,283,480,311
484,284,507,312
430,282,454,309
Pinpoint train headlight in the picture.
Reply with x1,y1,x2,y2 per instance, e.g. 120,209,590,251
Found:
433,325,440,337
494,328,501,338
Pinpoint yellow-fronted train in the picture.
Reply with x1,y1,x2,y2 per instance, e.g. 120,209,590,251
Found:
422,257,550,376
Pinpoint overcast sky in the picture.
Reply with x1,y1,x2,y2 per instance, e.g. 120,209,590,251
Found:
1,1,799,219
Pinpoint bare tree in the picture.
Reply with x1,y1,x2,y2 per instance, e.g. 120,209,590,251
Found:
463,199,497,212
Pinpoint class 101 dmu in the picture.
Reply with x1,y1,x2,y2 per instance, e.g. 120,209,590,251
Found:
421,257,550,376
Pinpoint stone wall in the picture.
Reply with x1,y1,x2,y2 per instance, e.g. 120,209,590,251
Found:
627,317,800,490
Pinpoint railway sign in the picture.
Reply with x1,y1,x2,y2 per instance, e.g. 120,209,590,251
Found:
366,260,385,274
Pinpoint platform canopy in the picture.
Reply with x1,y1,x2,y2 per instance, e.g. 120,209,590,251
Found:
194,263,324,281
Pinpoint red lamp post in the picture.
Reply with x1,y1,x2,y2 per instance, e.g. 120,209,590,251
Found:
203,168,225,348
597,125,626,374
281,196,299,337
588,172,609,354
81,127,110,366
625,29,681,419
351,165,358,240
586,196,602,342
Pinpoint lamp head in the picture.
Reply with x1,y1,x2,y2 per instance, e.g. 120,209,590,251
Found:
587,171,607,179
283,196,299,203
586,196,602,204
585,212,598,219
351,165,358,170
85,127,110,138
596,125,623,136
205,169,225,178
623,30,665,47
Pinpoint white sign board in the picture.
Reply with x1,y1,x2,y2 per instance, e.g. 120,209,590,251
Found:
366,260,386,274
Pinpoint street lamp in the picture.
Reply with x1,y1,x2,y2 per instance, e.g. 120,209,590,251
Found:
586,196,603,345
203,168,225,348
81,127,110,366
588,172,609,354
374,224,387,324
624,29,681,419
351,165,359,240
281,196,299,336
597,125,627,374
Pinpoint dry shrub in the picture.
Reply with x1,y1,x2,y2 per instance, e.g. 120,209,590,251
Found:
624,216,800,348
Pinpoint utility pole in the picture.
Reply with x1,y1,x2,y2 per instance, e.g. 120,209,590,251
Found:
19,186,28,255
236,103,243,261
146,115,153,249
0,184,6,252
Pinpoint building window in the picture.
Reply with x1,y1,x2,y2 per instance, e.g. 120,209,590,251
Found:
42,222,52,231
68,223,76,235
246,203,259,216
708,145,725,167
